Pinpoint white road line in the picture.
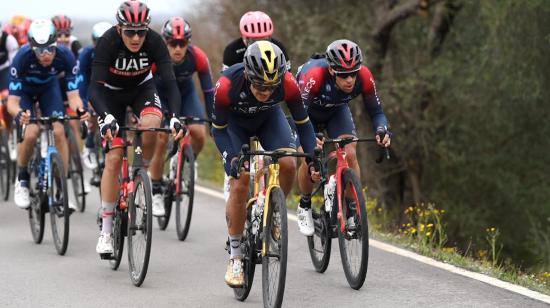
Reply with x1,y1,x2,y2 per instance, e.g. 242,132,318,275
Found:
196,184,550,304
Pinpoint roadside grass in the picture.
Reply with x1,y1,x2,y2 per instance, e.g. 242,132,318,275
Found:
195,152,550,296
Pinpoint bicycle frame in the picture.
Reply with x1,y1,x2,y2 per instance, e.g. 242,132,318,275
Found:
175,132,191,194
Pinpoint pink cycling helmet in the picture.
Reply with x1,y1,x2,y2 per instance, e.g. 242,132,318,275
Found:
239,11,273,39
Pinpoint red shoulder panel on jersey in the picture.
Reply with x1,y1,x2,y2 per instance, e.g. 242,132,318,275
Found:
283,72,301,103
151,63,157,75
298,66,325,100
359,66,376,95
214,75,232,107
191,45,210,74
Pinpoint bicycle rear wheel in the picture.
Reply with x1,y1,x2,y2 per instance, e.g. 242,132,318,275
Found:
127,168,153,287
110,203,126,270
67,128,86,212
307,204,332,273
262,187,288,308
175,144,194,241
337,168,369,290
233,204,257,301
49,152,70,256
0,129,10,201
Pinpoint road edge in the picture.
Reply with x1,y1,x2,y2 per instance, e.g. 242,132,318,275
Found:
195,185,550,305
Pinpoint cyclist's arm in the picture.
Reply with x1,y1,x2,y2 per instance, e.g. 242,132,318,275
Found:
283,72,316,154
6,50,25,116
359,66,389,131
89,33,113,118
193,46,215,119
67,90,85,112
211,76,236,175
77,48,92,103
150,33,181,117
59,46,84,111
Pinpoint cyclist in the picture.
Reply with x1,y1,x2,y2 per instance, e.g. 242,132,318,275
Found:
212,41,317,287
90,1,183,255
3,16,32,47
6,19,88,209
149,17,214,216
0,22,19,125
222,11,290,71
51,15,82,58
294,39,391,236
78,22,112,177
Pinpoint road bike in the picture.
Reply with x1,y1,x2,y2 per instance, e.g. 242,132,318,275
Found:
99,126,172,287
307,133,389,290
230,141,314,308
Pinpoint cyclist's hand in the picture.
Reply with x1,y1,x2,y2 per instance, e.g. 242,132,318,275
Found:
229,157,240,178
376,127,391,148
77,108,90,122
99,114,119,140
306,157,321,183
170,116,184,140
16,110,31,125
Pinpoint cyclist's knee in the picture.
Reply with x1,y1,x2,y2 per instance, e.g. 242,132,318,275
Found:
279,156,297,175
23,124,40,142
140,113,161,128
104,149,123,170
189,125,205,144
52,123,66,141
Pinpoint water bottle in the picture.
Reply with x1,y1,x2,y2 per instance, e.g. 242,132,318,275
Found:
40,130,48,158
324,175,336,213
251,191,265,235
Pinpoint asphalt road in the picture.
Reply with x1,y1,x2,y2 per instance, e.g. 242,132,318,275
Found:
0,182,547,308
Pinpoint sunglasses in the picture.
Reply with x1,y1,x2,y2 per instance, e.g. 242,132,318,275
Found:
33,45,56,56
167,39,188,48
334,70,359,79
122,28,148,38
251,82,279,92
56,31,71,38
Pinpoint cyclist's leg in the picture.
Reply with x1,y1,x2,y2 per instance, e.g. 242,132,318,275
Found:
326,105,359,176
257,107,297,196
181,86,206,157
132,81,162,169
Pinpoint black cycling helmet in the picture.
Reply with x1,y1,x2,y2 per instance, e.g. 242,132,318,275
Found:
162,17,192,41
243,40,287,85
116,0,151,27
325,39,363,72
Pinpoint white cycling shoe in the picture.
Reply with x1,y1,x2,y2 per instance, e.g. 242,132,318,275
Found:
152,193,165,217
96,233,114,254
297,206,315,236
14,180,31,209
81,147,98,169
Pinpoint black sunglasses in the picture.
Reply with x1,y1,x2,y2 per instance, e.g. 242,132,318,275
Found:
167,39,188,48
334,70,359,79
251,82,279,92
122,28,148,38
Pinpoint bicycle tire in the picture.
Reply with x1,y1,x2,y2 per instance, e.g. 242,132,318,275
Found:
49,152,70,256
110,203,125,270
307,204,332,273
0,130,10,201
175,144,194,241
337,168,369,290
262,187,288,308
67,128,86,212
127,168,153,287
233,205,257,301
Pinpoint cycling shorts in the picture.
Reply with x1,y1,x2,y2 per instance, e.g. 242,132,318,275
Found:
18,79,65,121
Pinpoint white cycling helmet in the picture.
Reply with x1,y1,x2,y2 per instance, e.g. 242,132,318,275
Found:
92,21,112,41
28,18,56,48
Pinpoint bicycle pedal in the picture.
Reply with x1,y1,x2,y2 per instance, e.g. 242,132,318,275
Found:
99,253,113,260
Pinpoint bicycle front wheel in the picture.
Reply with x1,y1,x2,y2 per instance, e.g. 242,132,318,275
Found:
337,168,369,290
49,152,70,256
175,144,194,241
67,128,86,212
307,205,332,273
262,187,288,308
127,168,153,287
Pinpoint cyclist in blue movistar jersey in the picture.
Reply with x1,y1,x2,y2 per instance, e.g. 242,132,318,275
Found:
6,19,88,209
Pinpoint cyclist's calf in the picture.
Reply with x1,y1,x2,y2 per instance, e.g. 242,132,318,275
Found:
188,124,205,155
101,148,124,203
227,176,250,235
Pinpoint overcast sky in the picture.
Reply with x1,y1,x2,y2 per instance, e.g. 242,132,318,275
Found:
0,0,199,22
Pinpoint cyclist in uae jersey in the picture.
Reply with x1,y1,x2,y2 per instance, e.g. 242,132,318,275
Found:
212,41,318,287
222,11,290,72
7,19,88,210
149,17,215,216
78,21,112,175
90,0,183,254
294,39,391,236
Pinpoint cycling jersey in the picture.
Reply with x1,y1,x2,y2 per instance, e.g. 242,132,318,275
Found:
68,35,82,59
9,44,80,97
222,37,290,71
155,44,214,118
297,58,388,132
89,27,181,120
0,31,18,70
212,63,316,174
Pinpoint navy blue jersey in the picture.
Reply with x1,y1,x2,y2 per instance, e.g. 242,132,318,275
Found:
212,63,316,164
297,58,388,131
9,44,80,97
155,44,214,117
78,45,94,101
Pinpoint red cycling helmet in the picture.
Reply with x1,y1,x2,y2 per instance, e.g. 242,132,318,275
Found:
239,11,273,39
116,0,151,27
52,15,73,33
162,17,191,40
325,39,363,72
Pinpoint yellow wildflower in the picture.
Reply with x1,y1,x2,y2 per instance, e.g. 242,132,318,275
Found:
427,223,434,228
426,232,431,237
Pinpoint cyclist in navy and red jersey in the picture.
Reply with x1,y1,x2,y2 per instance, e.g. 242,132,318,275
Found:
294,39,391,236
6,19,88,210
149,16,215,216
212,41,318,287
89,1,183,255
